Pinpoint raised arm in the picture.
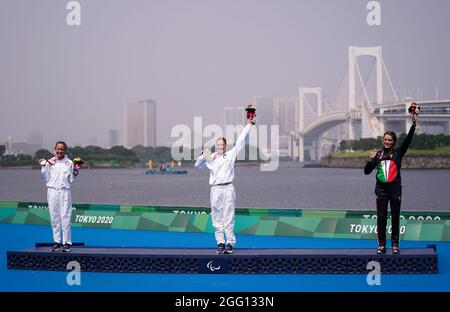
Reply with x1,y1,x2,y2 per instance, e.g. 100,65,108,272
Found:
40,162,50,183
364,159,377,175
229,123,252,158
399,123,416,157
364,150,378,175
194,153,207,169
69,162,76,183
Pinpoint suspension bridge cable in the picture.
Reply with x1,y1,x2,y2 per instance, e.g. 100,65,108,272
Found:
333,62,348,112
381,57,400,103
355,59,372,109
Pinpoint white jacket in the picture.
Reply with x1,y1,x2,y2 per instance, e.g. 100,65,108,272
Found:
195,124,251,186
41,156,75,190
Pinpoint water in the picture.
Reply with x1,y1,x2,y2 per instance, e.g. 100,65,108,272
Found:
1,164,449,211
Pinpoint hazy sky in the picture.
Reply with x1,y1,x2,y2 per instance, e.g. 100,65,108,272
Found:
1,0,449,149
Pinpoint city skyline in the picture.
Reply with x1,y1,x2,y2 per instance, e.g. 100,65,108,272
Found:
1,0,450,149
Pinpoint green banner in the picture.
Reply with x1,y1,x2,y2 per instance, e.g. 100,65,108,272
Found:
1,201,449,241
9,201,450,220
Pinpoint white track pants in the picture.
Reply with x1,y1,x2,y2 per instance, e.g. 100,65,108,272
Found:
47,187,72,245
210,184,236,246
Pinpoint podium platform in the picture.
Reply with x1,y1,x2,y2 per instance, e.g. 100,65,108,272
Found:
7,243,438,274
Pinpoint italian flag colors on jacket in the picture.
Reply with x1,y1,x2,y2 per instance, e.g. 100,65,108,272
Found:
377,160,398,183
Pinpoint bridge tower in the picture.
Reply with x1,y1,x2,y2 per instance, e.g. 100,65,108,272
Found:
348,46,383,139
298,87,322,162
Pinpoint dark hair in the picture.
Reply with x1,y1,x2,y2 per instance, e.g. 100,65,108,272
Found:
55,141,68,151
383,131,397,144
217,137,227,145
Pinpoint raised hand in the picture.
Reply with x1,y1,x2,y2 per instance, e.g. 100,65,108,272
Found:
203,147,211,159
368,151,377,162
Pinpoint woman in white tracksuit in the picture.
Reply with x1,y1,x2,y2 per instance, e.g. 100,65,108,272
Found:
195,117,255,254
40,141,78,252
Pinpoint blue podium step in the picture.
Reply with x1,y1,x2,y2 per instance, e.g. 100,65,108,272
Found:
7,244,437,274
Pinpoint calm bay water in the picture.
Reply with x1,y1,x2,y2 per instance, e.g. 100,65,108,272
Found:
1,164,449,211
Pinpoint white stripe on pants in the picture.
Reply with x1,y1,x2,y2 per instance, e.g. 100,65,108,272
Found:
210,184,236,246
47,187,72,245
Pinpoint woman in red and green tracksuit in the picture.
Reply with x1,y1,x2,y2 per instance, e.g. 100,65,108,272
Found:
364,115,416,254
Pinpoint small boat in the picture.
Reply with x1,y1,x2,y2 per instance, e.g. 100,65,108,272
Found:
145,160,187,175
145,169,187,175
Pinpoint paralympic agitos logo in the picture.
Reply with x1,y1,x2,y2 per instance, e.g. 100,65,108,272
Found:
207,260,221,272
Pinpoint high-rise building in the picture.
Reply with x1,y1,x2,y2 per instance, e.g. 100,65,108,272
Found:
124,99,157,148
255,96,275,148
255,96,274,127
4,136,41,156
274,97,297,148
108,129,119,147
274,97,297,136
224,107,245,126
7,136,12,154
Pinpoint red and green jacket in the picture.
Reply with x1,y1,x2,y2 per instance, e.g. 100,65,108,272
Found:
364,124,416,184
